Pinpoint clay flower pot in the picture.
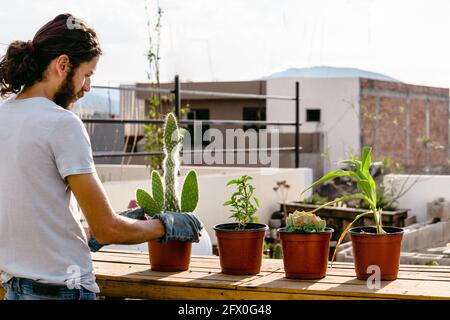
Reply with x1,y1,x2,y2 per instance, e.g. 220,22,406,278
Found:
214,223,268,275
349,226,404,281
148,240,192,272
279,227,334,279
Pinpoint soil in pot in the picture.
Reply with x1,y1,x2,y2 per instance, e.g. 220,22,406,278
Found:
279,227,333,279
148,240,192,271
349,226,404,281
214,223,268,275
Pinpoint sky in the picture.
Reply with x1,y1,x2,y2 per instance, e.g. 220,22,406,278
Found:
1,0,450,88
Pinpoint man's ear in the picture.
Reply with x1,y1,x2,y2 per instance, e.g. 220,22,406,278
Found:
54,54,71,77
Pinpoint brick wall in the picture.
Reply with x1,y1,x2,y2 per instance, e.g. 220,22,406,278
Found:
360,79,449,171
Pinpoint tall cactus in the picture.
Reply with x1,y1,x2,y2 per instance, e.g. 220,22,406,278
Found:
163,113,182,212
136,113,199,216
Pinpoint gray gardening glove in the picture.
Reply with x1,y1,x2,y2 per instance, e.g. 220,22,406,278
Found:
88,208,147,252
152,212,203,244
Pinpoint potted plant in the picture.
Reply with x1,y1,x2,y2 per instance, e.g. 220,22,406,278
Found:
278,210,333,279
300,146,404,280
214,175,268,275
136,113,199,271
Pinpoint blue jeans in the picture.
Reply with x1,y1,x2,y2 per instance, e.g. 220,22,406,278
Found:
2,277,96,300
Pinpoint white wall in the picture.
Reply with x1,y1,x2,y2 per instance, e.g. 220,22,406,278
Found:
266,77,361,172
101,167,313,244
96,164,151,182
384,174,450,222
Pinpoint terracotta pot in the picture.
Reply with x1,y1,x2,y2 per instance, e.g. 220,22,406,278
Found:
148,240,192,271
279,227,333,279
349,226,404,281
213,223,268,275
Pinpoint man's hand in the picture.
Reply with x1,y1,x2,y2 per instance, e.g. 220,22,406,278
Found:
153,212,203,244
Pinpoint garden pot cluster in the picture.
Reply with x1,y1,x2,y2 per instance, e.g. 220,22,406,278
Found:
137,135,404,283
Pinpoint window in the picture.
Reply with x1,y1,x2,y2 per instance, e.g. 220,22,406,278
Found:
187,109,210,147
306,109,321,122
243,107,266,131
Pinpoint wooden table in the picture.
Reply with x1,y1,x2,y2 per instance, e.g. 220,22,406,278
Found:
91,249,450,300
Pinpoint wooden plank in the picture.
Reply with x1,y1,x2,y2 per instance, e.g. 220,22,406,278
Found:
93,250,450,273
92,252,450,280
91,250,450,300
92,259,277,280
96,279,387,300
92,252,281,272
93,261,264,288
93,257,450,286
239,272,450,300
330,261,450,273
95,251,450,280
94,266,450,299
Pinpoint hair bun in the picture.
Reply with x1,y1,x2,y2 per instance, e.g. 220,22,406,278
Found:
26,41,35,53
0,40,39,97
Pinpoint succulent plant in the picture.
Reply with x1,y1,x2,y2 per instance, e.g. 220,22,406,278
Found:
136,113,199,216
285,210,326,233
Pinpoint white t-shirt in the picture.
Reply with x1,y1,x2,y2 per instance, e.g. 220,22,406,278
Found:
0,96,99,293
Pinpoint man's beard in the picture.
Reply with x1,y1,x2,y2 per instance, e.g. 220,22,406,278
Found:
53,71,84,109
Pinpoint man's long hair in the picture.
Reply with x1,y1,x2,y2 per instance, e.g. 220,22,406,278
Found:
0,13,102,98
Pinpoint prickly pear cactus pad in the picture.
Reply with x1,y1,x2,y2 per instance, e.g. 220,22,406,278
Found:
181,170,199,213
286,210,326,232
151,170,164,211
136,188,162,216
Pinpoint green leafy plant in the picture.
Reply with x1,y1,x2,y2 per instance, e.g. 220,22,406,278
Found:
223,175,260,230
273,244,283,259
137,113,199,215
359,184,397,211
300,146,384,264
285,210,326,233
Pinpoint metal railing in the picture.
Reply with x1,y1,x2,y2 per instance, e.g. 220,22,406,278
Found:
82,75,302,167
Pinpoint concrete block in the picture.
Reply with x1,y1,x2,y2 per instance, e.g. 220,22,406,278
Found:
401,236,409,252
427,199,450,222
335,251,347,262
414,253,445,261
405,215,417,227
344,255,354,263
440,259,450,266
431,222,445,245
418,225,434,250
442,203,450,222
400,252,417,265
445,221,450,241
426,246,448,254
408,229,420,251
